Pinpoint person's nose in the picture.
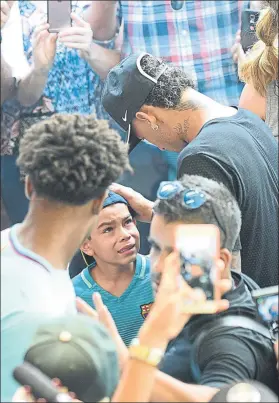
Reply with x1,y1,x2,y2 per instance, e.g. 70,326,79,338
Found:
118,226,132,242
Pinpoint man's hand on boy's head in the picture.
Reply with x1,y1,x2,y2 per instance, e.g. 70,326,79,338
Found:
109,183,154,223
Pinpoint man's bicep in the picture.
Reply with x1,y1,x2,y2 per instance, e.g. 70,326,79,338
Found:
198,334,257,388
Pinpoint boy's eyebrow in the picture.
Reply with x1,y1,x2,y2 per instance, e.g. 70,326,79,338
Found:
97,214,132,230
97,220,114,229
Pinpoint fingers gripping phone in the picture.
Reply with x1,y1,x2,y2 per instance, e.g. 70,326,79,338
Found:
175,224,221,302
241,9,260,53
47,0,72,33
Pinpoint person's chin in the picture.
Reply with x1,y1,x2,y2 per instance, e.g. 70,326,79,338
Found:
117,247,138,263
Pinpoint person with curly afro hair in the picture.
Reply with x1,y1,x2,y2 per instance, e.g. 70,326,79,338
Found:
0,113,130,402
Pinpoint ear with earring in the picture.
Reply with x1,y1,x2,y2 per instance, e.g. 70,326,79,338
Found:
151,124,159,131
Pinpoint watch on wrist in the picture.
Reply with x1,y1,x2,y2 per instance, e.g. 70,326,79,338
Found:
128,338,165,367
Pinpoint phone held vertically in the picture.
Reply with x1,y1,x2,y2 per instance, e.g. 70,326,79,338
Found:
47,0,72,33
252,285,278,341
241,9,260,53
175,224,221,313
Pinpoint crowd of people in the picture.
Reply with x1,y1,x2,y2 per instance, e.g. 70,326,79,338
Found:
1,0,278,402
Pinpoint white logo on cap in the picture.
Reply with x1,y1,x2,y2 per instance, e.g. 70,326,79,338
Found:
122,110,128,122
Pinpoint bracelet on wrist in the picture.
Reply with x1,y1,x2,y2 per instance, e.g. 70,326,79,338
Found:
128,338,165,367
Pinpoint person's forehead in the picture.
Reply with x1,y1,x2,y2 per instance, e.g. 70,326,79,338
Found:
150,215,179,246
98,203,130,222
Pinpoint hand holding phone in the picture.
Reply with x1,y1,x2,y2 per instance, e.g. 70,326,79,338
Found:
241,9,260,53
58,13,93,60
32,23,57,70
175,224,231,314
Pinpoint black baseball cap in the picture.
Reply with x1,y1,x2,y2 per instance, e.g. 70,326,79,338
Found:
209,381,278,402
23,314,119,402
102,52,168,153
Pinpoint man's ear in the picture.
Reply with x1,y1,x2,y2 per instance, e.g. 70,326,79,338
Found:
135,111,152,123
135,105,158,127
220,248,233,279
80,238,94,257
24,175,33,200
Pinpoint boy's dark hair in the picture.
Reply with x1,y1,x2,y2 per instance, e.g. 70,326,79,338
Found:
153,175,242,251
17,114,131,205
140,54,195,110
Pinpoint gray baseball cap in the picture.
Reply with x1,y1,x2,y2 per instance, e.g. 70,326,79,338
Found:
23,314,119,402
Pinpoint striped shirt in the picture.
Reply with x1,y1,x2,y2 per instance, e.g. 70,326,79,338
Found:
118,0,249,106
72,255,154,346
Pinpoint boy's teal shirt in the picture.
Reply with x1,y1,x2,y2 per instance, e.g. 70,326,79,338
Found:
72,255,154,346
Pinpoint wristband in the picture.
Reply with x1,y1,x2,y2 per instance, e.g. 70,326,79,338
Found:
129,338,164,367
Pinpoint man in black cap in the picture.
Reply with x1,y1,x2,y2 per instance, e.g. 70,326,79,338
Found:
102,52,278,288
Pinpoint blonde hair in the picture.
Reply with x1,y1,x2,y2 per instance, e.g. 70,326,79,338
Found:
239,1,278,96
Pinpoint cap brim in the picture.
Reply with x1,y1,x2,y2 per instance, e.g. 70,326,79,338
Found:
126,124,141,154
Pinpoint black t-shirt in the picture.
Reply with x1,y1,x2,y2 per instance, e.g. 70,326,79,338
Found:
177,109,278,287
159,272,278,393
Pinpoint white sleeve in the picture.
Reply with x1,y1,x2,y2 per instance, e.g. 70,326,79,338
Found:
1,1,31,79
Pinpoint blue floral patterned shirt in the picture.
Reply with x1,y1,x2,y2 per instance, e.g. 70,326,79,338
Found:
1,0,113,155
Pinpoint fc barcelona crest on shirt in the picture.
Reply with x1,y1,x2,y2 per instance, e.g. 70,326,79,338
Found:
140,303,153,319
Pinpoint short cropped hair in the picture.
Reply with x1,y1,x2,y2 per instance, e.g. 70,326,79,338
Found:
153,175,242,251
17,114,131,205
140,54,195,110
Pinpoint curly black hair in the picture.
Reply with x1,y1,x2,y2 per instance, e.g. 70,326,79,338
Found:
16,114,131,205
153,175,242,251
140,54,195,109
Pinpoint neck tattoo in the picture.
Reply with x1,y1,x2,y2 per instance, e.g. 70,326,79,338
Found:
173,118,190,142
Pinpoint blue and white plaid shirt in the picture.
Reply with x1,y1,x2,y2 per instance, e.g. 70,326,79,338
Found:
118,0,250,106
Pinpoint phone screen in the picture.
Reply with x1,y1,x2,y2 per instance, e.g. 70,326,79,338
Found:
175,224,220,308
256,294,278,324
47,0,72,33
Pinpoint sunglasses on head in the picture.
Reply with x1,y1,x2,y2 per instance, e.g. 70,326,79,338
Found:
157,181,206,209
156,181,226,239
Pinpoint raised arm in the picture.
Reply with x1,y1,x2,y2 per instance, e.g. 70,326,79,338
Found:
1,0,17,103
16,23,57,106
83,0,119,41
1,54,16,104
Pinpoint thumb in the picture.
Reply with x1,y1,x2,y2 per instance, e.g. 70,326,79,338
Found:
50,33,58,43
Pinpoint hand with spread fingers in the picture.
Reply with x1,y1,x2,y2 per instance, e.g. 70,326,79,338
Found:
1,0,14,29
139,252,231,347
58,13,93,60
32,23,57,71
76,294,129,369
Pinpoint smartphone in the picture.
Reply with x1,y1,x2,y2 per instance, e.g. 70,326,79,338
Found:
241,9,260,53
47,0,72,33
175,224,220,312
252,286,278,341
252,286,278,324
